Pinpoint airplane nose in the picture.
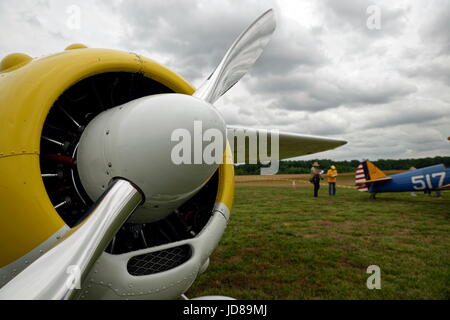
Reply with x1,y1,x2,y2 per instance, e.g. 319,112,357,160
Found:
77,93,226,223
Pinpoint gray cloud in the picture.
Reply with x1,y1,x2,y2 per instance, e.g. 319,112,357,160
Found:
400,58,450,86
419,0,450,55
248,73,417,112
0,0,448,161
318,0,407,38
116,0,279,81
248,23,328,77
363,100,450,129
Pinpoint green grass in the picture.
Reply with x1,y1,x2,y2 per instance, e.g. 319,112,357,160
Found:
186,185,450,299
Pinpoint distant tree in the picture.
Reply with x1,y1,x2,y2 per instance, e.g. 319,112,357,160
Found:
234,156,450,175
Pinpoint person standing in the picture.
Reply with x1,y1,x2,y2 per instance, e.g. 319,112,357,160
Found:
310,161,322,197
409,167,417,197
327,165,338,196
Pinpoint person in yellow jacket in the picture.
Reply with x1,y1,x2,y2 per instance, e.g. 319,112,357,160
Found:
327,165,338,196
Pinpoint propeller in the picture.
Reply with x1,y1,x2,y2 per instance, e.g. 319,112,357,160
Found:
77,9,346,223
194,9,276,104
76,9,278,224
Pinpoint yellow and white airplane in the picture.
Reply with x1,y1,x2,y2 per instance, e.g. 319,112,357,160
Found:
0,9,346,300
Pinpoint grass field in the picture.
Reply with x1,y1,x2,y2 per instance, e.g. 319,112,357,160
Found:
186,179,450,299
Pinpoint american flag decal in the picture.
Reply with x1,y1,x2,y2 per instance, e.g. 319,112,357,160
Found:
355,163,369,192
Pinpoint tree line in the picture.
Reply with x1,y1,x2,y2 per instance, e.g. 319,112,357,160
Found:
234,156,450,175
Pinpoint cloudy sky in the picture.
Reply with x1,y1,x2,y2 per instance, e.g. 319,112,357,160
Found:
1,0,449,161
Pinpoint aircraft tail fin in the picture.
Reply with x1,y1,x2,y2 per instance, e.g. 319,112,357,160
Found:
366,160,387,180
355,162,369,192
355,160,392,192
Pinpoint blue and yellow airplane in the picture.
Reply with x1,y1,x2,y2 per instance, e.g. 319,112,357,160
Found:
355,160,450,198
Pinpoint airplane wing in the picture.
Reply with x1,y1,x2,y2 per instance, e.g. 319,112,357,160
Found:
227,126,347,163
355,177,393,185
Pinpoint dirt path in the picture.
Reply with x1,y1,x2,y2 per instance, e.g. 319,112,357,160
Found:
235,171,404,188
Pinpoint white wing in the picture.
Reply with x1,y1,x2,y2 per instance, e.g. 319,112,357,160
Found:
227,126,347,163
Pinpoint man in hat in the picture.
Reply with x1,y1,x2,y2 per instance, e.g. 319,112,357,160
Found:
327,165,338,196
409,166,417,197
310,161,323,197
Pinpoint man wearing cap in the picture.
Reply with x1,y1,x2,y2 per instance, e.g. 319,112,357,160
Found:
327,165,338,196
409,166,417,197
310,161,323,197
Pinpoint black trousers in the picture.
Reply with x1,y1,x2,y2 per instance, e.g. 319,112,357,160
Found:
314,182,320,197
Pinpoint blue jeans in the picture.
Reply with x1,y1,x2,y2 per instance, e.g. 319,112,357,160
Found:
328,182,336,196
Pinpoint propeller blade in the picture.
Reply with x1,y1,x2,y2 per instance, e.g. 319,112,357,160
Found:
194,9,276,104
0,179,143,300
227,126,347,163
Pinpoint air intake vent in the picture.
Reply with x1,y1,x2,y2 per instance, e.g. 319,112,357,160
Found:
127,245,192,276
